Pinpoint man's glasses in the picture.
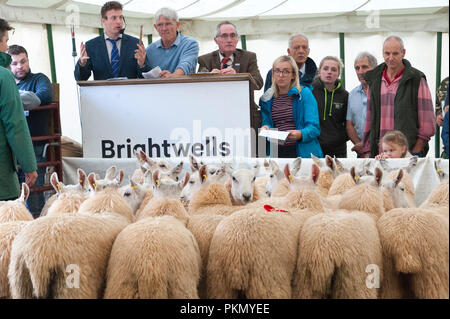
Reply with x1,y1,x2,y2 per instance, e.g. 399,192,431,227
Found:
217,33,238,40
274,69,292,76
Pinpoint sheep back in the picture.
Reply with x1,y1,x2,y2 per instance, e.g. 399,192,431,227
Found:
104,215,201,299
0,202,33,223
294,210,382,299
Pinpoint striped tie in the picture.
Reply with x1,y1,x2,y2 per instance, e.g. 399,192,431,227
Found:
107,38,120,78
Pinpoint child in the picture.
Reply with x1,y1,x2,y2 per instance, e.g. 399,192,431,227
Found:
375,130,412,159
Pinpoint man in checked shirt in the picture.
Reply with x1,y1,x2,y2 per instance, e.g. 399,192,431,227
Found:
361,35,436,158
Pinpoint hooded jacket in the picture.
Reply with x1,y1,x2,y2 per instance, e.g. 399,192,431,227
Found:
259,86,323,158
312,77,349,155
0,52,37,200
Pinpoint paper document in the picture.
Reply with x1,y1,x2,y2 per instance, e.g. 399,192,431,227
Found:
142,66,162,79
259,129,290,141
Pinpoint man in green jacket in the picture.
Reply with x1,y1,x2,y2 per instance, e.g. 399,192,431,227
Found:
0,19,37,200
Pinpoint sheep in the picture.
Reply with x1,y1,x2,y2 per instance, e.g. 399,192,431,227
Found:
377,207,449,299
130,149,173,183
264,158,301,197
0,184,31,298
8,167,133,299
0,184,33,223
40,169,88,217
292,173,385,299
103,171,201,299
224,163,265,205
119,178,151,217
206,163,325,299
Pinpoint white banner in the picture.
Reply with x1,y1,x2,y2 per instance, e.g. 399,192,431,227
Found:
79,79,253,159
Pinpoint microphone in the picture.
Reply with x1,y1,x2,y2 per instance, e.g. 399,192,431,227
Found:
71,25,77,57
119,16,126,35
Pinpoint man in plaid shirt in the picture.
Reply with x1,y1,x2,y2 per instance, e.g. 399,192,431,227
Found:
361,35,436,158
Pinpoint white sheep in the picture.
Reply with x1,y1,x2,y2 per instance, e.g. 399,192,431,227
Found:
206,164,325,299
104,172,201,299
130,149,174,183
0,184,33,223
8,167,133,299
293,173,385,299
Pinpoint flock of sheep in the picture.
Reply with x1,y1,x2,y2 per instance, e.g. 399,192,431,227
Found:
0,150,448,299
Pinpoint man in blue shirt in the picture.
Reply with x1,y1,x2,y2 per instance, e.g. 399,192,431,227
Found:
346,52,377,157
74,1,148,81
8,44,53,216
146,7,199,78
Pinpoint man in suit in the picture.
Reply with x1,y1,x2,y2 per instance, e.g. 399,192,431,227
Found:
197,21,263,89
198,21,264,136
74,1,149,81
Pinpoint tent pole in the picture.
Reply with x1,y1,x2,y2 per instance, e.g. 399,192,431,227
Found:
45,24,57,84
435,31,442,158
241,35,247,51
339,32,345,88
148,34,152,45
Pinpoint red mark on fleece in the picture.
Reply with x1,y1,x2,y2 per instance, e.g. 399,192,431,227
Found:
264,205,289,213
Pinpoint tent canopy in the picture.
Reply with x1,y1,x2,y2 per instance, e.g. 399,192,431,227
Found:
1,0,448,35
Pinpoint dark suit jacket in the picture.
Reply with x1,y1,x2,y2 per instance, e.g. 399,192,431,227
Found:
74,34,150,81
197,49,264,90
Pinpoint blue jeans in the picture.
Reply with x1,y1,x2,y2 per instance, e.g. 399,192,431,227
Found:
18,143,46,217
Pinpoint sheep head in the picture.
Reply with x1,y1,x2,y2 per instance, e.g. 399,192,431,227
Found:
152,169,190,199
226,164,259,204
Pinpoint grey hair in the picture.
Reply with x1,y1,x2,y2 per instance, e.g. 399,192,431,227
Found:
288,34,309,49
214,21,238,38
355,51,378,68
383,35,404,51
155,7,179,23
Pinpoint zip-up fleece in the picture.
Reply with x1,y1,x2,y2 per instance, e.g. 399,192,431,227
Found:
312,78,349,156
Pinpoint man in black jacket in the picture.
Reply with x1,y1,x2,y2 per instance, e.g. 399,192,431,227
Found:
264,34,317,91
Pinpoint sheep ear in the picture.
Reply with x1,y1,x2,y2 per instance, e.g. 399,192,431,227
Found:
334,158,344,173
88,173,97,191
134,149,141,161
405,156,418,173
190,155,200,172
115,170,124,185
152,170,160,188
172,161,184,175
105,166,117,181
50,172,61,194
291,157,302,176
311,164,320,184
140,166,147,175
379,158,389,172
181,172,190,189
394,169,404,188
143,169,153,185
374,167,383,187
139,149,148,163
18,183,30,203
311,153,321,166
263,159,270,171
225,164,234,176
350,166,358,184
77,169,86,188
130,178,138,188
199,165,208,184
284,164,293,184
325,155,334,171
269,159,279,172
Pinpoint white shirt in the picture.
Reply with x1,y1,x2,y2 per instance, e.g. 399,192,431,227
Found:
299,63,306,78
104,34,122,63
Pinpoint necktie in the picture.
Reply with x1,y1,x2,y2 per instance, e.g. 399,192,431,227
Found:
107,38,120,78
221,57,231,70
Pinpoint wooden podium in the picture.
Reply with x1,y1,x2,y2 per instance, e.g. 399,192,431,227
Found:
77,74,260,158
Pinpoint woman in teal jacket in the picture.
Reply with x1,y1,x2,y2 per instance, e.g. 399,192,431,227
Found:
259,55,323,158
